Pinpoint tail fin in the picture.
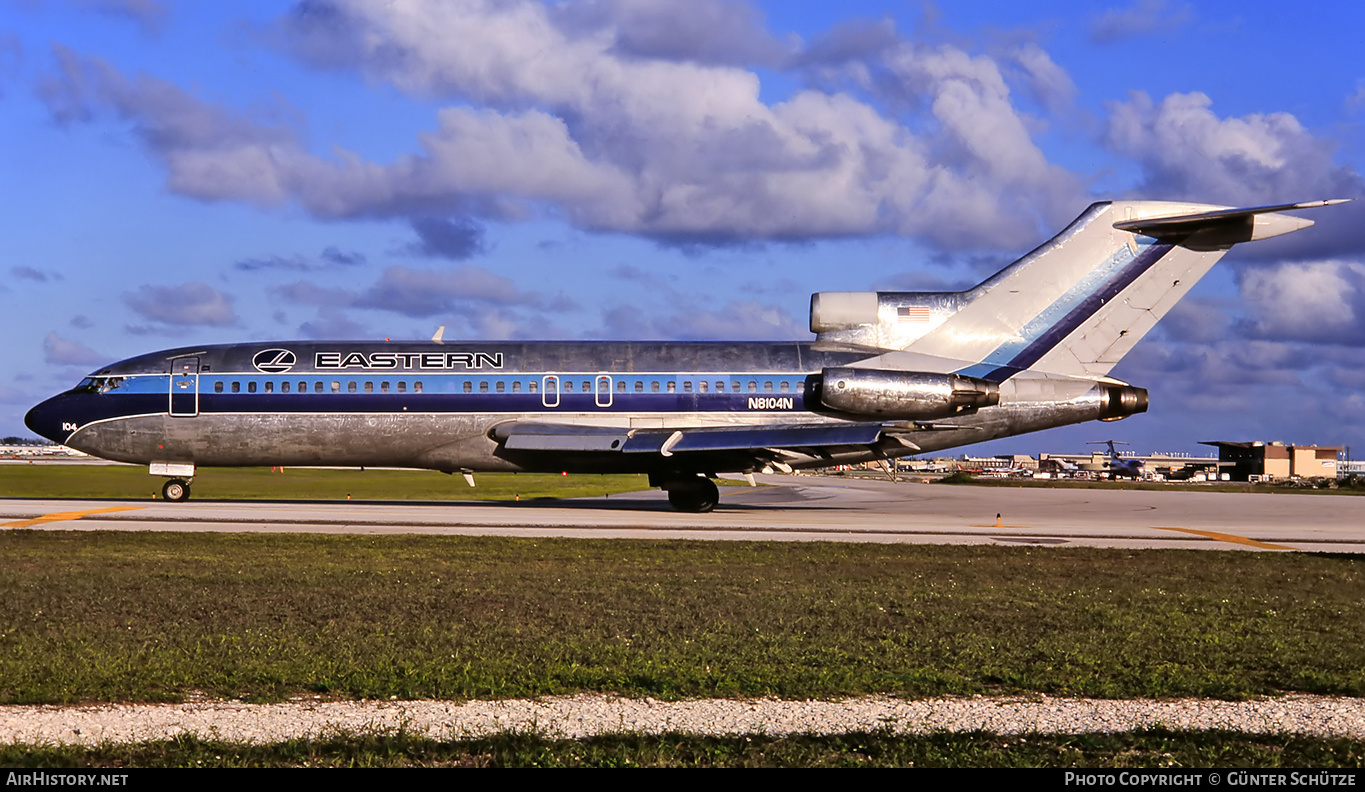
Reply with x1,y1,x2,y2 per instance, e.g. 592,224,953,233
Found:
812,199,1348,380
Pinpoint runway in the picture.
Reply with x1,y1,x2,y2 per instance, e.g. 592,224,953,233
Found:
4,475,1363,551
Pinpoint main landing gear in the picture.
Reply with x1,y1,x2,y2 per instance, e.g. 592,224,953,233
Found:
654,474,720,513
161,479,191,502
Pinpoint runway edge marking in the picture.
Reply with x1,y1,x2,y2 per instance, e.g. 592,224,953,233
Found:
1,506,146,529
1151,526,1297,551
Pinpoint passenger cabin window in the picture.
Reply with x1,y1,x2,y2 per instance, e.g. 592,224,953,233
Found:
564,381,574,393
214,382,223,393
397,381,407,394
581,381,590,393
616,380,625,393
248,381,257,393
650,381,660,393
414,381,423,393
495,381,505,393
331,381,340,393
635,381,643,393
282,382,290,393
748,381,757,393
364,382,373,394
231,382,240,393
512,381,521,393
698,381,707,393
479,381,488,393
315,382,323,393
529,381,538,394
683,381,692,393
780,381,790,393
763,381,773,393
667,381,676,393
265,381,273,394
731,381,741,393
381,382,390,393
463,381,472,393
347,381,356,393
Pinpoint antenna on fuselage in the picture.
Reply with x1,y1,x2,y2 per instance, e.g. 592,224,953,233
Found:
432,326,446,343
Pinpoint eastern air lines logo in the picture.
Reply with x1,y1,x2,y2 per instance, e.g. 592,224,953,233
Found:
253,349,298,373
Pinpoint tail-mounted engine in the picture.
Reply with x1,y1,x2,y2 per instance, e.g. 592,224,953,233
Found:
818,368,1000,420
1098,384,1149,421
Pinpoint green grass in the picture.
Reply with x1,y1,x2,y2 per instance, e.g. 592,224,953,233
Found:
0,465,650,501
4,730,1364,767
1,532,1362,704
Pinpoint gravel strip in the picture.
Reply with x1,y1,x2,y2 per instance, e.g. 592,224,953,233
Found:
2,695,1363,746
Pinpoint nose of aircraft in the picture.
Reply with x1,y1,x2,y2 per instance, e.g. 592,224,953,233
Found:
25,393,73,445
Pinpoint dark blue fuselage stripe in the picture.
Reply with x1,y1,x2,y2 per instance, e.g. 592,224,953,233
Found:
981,243,1173,381
60,392,810,426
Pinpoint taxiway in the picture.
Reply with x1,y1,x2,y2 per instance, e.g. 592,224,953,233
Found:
3,476,1363,551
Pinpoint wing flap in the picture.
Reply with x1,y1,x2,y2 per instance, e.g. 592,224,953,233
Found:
503,433,631,452
627,422,884,453
495,423,631,452
494,421,885,455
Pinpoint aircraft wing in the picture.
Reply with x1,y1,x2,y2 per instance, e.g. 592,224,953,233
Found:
491,421,895,458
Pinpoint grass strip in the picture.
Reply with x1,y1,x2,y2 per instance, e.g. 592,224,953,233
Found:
0,533,1362,703
3,730,1364,768
0,466,650,501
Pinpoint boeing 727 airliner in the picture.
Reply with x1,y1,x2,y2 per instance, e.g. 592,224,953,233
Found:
25,199,1347,511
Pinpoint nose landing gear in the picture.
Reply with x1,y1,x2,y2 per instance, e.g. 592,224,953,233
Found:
161,479,191,502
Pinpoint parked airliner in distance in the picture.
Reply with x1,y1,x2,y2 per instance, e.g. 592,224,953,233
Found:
26,199,1347,511
1087,440,1145,480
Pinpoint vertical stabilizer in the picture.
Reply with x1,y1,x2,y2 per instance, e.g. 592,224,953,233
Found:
813,199,1347,380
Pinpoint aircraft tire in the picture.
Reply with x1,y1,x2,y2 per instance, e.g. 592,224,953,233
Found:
666,476,719,513
162,479,191,502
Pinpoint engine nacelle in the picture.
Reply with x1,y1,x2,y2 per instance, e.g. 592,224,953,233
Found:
1097,384,1149,421
819,368,1000,420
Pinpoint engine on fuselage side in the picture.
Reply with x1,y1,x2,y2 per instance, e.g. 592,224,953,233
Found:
817,368,999,420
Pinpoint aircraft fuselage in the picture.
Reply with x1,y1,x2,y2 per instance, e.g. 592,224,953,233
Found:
27,199,1344,510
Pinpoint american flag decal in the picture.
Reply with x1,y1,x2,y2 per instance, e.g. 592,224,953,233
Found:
897,306,931,322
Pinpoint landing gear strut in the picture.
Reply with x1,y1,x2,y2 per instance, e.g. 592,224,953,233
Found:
658,475,720,513
161,479,191,502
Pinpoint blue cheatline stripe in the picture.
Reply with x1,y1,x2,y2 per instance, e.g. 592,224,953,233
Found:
59,390,814,428
956,240,1173,382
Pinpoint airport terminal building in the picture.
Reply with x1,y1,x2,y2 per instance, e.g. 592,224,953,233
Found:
1200,441,1340,481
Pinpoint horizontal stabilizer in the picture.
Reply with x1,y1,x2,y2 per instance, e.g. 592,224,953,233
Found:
1113,199,1350,248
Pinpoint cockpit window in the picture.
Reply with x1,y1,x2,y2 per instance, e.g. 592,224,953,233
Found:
72,376,125,394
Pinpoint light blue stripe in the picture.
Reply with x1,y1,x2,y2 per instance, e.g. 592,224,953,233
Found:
958,237,1155,374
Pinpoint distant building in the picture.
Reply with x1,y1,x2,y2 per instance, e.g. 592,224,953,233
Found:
1200,441,1340,481
0,443,86,458
959,454,1036,471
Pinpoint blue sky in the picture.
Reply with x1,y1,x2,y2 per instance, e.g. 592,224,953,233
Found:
3,0,1364,457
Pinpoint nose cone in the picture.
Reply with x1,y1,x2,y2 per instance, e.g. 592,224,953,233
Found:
25,393,75,445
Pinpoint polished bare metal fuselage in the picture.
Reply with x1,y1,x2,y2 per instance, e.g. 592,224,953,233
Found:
30,340,1125,476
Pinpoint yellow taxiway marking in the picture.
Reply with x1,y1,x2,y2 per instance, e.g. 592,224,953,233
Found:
2,506,145,529
1152,526,1297,551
